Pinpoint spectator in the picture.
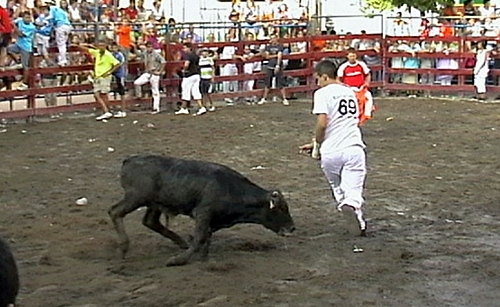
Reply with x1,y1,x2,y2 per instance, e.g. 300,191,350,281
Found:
220,34,238,105
46,0,73,66
180,25,202,43
149,0,163,21
135,0,147,21
400,41,421,97
258,33,289,106
435,42,459,87
240,45,258,103
12,0,32,19
73,40,121,120
68,0,81,24
198,48,216,111
474,40,490,100
39,59,58,107
7,11,36,90
34,5,53,63
419,40,435,85
0,4,13,67
419,12,431,39
122,1,138,22
115,17,132,58
463,0,479,17
392,12,410,36
176,42,206,116
133,40,165,114
110,42,127,117
479,0,495,18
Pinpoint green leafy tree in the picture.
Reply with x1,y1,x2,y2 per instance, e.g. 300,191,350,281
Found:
362,0,455,13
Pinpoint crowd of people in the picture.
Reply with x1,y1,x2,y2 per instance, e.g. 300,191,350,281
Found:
1,0,499,114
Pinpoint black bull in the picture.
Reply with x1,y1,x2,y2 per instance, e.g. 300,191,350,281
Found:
108,155,295,266
0,236,19,307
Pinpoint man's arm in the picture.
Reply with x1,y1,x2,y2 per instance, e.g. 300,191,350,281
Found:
276,50,282,67
315,114,327,144
71,43,96,52
155,54,166,75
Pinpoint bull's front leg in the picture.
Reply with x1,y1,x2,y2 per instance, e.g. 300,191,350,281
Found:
166,211,212,266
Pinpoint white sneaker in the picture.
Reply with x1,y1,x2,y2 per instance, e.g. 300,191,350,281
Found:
338,204,367,236
258,98,266,105
16,83,28,91
151,109,160,114
195,107,207,116
174,108,189,115
96,112,113,121
208,106,216,112
224,98,233,104
282,99,290,106
114,111,127,118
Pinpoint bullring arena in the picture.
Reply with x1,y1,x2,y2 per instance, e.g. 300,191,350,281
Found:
2,19,500,306
1,95,500,306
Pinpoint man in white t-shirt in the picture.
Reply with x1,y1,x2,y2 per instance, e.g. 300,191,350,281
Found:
300,60,367,235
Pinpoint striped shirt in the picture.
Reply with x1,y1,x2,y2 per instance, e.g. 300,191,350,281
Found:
199,56,214,80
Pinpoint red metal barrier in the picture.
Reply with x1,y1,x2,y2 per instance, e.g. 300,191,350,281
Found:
0,33,492,120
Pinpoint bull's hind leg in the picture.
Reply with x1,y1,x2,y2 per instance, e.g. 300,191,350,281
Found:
142,207,189,249
108,197,143,258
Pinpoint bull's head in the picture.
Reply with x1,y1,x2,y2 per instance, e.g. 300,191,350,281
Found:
263,190,295,236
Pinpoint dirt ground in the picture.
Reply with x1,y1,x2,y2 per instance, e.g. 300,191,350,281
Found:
1,97,500,307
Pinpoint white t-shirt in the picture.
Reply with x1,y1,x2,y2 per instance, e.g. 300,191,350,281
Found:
312,83,365,156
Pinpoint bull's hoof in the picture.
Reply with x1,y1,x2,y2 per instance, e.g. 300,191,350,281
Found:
166,255,189,266
118,240,130,259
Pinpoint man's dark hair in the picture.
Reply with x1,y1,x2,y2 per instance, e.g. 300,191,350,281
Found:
145,41,153,47
183,42,193,50
22,11,31,17
315,60,338,79
346,47,356,54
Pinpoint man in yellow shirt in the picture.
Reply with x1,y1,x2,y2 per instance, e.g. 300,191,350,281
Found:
74,40,122,120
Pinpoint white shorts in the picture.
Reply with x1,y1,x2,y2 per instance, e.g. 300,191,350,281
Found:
320,145,366,209
181,74,202,101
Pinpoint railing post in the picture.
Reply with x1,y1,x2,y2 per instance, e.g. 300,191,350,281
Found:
27,55,37,121
458,36,465,99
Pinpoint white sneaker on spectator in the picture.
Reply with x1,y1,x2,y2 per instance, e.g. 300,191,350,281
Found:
258,98,266,105
96,112,113,121
151,109,160,114
195,107,207,116
16,83,28,91
208,106,216,112
174,108,189,115
282,99,290,106
114,111,127,118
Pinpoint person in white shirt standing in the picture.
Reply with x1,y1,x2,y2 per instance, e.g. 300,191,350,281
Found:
474,40,491,101
300,60,368,236
479,0,496,19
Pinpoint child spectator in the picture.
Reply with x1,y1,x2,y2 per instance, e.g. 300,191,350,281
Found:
7,11,36,90
198,48,216,111
110,42,127,117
